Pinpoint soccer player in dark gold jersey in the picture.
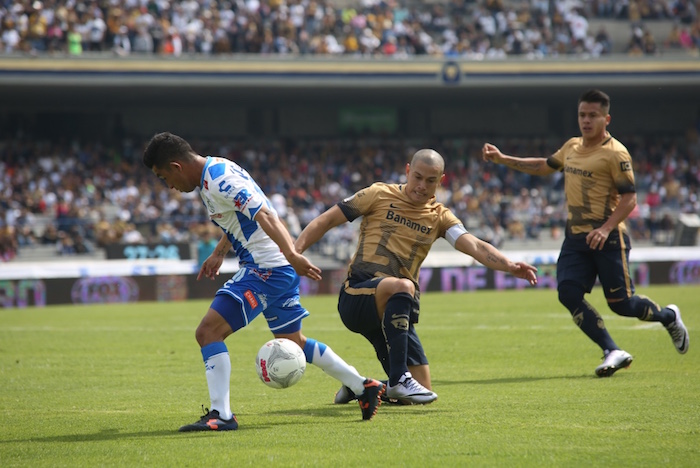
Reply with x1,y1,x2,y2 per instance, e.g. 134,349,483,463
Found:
482,89,689,377
295,149,538,404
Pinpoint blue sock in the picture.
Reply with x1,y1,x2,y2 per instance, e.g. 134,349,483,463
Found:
303,338,326,363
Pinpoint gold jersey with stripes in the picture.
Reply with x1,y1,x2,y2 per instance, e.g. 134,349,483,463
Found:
547,134,636,238
337,182,462,290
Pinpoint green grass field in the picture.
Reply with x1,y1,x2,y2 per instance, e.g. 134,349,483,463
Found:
1,285,698,467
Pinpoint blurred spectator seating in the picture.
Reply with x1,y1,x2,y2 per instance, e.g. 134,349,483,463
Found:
2,129,698,263
0,0,697,59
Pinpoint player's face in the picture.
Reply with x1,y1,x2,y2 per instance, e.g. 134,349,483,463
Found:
152,162,196,193
404,160,444,204
578,101,610,144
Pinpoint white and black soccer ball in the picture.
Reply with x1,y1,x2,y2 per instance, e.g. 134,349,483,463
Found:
255,338,306,389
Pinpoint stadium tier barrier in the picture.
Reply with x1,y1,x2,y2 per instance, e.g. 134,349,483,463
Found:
2,246,700,308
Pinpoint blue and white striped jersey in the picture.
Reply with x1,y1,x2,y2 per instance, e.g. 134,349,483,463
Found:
199,156,288,269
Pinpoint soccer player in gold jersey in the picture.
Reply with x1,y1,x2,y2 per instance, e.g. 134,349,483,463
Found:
482,89,689,377
294,149,538,404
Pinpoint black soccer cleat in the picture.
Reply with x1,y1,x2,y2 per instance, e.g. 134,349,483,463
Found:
357,379,385,421
178,406,238,432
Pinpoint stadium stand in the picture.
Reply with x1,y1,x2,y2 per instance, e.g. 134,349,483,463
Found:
2,131,698,263
1,1,699,262
0,0,697,58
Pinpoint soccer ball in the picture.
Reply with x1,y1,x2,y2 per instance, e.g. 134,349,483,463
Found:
255,338,306,389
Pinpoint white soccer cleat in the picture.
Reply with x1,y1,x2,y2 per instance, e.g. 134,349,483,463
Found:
665,304,689,354
385,372,438,404
595,349,633,377
333,385,356,404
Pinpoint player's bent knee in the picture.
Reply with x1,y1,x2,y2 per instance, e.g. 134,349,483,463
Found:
194,324,211,347
396,279,415,295
381,278,414,296
195,317,231,347
607,299,636,317
558,281,584,313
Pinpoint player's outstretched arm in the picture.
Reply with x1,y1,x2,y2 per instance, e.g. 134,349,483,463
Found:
455,233,538,286
294,205,349,254
255,206,322,281
482,143,556,177
197,235,231,281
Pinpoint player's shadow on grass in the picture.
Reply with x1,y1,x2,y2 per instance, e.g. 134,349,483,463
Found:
434,374,594,385
262,404,446,421
1,405,451,443
0,429,181,444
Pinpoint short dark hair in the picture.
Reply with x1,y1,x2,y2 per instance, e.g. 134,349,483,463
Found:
579,89,610,113
143,132,195,169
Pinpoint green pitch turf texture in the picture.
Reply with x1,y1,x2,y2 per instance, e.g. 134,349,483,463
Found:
1,285,698,467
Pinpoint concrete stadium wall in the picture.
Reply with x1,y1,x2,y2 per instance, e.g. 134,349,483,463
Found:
1,56,698,141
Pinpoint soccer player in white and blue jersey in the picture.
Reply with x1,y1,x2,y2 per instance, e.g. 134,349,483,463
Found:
143,132,385,431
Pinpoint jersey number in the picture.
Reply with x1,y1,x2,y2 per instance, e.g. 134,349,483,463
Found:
569,178,609,230
372,223,429,278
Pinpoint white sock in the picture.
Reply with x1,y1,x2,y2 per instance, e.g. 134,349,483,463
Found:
201,342,232,420
304,338,366,395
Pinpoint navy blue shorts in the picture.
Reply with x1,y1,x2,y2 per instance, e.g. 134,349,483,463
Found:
210,264,309,334
556,231,635,300
338,277,428,368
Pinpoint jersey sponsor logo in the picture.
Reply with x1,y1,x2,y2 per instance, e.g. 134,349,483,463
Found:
244,290,259,308
210,213,223,219
564,166,593,177
218,180,233,194
205,198,216,213
228,165,250,180
386,210,433,234
389,203,400,208
234,188,251,210
619,161,632,172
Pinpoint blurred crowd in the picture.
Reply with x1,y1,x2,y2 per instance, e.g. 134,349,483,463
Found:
1,129,699,262
1,0,698,59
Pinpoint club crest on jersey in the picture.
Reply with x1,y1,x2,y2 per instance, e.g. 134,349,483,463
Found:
234,188,251,210
203,180,208,190
250,268,272,281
